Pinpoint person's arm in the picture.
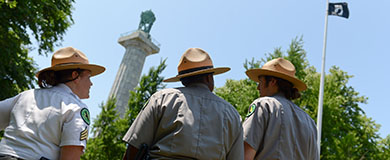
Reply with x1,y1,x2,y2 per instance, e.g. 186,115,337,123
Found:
244,142,256,160
122,145,139,160
242,100,271,160
122,94,161,160
226,113,244,160
60,146,83,160
226,130,244,160
0,95,19,130
60,106,89,160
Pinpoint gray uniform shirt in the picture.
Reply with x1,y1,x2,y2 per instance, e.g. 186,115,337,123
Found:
123,83,244,160
243,93,319,160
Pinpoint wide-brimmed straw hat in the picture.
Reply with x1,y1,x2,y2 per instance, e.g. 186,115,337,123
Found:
163,48,230,82
36,47,105,77
245,58,307,91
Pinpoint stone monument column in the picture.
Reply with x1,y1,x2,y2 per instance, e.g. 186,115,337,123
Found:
109,10,158,117
109,30,159,116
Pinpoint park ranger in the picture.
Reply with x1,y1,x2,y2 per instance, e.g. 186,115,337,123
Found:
243,58,319,160
122,48,244,160
0,47,105,160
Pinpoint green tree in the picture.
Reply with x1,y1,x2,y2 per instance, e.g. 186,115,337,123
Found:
215,37,385,159
82,59,166,160
81,98,128,160
377,135,390,159
0,0,75,100
126,59,167,126
215,79,258,120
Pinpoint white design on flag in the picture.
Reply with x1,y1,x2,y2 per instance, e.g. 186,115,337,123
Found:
334,4,344,16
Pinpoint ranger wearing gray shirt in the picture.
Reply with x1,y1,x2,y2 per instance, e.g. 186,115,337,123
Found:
122,48,244,160
243,58,319,160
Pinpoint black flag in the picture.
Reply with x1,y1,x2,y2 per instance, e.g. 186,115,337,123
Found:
328,2,349,19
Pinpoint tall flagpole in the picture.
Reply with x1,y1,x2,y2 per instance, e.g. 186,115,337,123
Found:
317,0,329,155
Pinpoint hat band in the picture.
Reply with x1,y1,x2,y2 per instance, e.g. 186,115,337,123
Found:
54,62,84,67
178,66,213,75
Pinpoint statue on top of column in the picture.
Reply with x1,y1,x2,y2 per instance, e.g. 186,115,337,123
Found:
138,10,156,34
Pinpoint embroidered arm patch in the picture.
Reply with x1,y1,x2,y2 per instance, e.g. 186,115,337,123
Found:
80,108,90,125
246,104,256,117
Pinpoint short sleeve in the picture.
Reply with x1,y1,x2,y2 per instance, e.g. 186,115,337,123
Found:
122,95,159,149
226,123,244,160
60,104,89,149
309,120,320,160
0,94,20,130
242,101,270,152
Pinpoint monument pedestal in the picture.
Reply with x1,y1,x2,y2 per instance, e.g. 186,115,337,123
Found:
109,30,159,117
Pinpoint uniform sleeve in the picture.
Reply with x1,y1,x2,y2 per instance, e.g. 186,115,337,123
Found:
309,120,320,160
242,101,270,152
0,94,20,130
226,122,244,160
122,95,160,149
60,104,89,149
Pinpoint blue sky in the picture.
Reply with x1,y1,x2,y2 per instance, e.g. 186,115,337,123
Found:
32,0,390,138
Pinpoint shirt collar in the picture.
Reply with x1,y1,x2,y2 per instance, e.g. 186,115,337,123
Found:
188,83,210,90
274,92,286,99
55,83,81,100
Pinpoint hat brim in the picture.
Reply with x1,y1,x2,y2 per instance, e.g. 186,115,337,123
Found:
246,68,307,91
36,64,105,78
163,67,230,82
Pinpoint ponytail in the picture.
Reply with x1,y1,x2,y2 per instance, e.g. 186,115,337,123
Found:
38,69,83,88
264,76,301,100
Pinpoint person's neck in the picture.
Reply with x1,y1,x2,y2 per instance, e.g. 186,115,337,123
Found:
65,82,80,98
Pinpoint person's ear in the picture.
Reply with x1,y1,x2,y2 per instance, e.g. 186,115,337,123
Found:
72,71,80,81
206,74,214,91
270,78,277,86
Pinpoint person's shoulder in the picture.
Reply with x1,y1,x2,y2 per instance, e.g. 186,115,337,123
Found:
49,87,78,100
38,86,85,106
253,96,280,105
150,88,183,99
0,89,33,103
213,94,234,106
154,88,181,95
16,88,36,94
248,96,285,114
213,95,241,116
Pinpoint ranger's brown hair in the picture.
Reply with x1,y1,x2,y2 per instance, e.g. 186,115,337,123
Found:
38,69,83,88
180,73,213,87
263,75,301,100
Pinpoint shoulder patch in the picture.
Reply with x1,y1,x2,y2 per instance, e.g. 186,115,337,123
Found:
80,126,88,141
246,104,256,117
80,108,90,125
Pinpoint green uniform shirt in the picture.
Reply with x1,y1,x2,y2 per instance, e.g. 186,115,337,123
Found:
123,83,244,160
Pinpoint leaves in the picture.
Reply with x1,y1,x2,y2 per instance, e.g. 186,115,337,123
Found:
0,0,75,140
0,0,75,100
82,59,167,160
215,79,258,120
82,98,127,160
125,59,167,126
215,36,387,159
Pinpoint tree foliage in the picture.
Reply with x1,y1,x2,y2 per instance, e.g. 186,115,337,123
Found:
215,36,387,159
0,0,75,100
377,135,390,159
126,59,167,126
215,79,258,120
82,59,166,160
81,98,127,160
